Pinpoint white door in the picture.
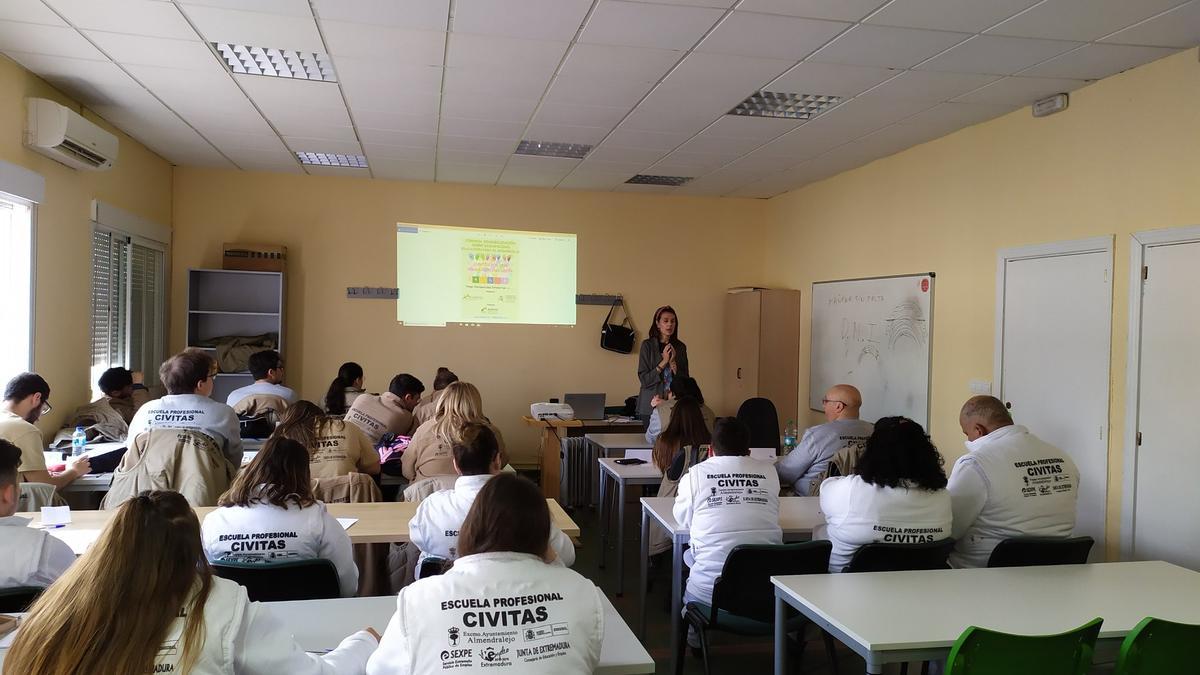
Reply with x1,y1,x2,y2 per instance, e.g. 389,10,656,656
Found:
999,246,1111,558
1132,240,1200,568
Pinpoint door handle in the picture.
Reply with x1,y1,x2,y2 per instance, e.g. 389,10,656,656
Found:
1005,401,1012,409
736,367,742,380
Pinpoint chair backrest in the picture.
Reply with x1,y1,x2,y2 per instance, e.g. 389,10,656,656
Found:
844,538,956,573
1114,617,1200,675
945,618,1103,675
402,474,457,503
102,429,234,509
0,585,45,612
710,541,832,623
419,556,452,579
736,398,781,453
211,558,340,602
18,482,60,511
986,536,1094,568
312,472,383,504
232,393,289,419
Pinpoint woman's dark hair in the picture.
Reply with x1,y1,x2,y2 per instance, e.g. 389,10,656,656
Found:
857,416,948,491
669,376,703,404
711,417,750,456
324,362,363,415
273,400,328,453
452,423,500,476
433,367,459,391
458,473,549,557
219,437,315,508
652,397,711,472
648,305,679,344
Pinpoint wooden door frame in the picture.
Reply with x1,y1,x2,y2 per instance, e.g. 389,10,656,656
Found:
1121,226,1200,559
994,235,1113,555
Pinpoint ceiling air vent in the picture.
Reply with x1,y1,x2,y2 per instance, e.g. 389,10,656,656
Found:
213,42,337,82
728,91,841,120
626,175,692,186
514,140,592,159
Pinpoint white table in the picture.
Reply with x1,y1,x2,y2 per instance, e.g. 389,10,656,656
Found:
598,457,662,596
771,560,1200,675
0,592,653,673
586,433,652,457
641,495,823,674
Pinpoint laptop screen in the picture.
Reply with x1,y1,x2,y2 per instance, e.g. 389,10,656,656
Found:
564,393,605,420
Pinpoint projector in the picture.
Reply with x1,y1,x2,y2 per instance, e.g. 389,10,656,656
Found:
531,402,575,421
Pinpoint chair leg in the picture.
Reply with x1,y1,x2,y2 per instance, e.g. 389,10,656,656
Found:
822,631,840,675
901,663,909,675
697,626,712,675
675,615,689,675
921,661,931,675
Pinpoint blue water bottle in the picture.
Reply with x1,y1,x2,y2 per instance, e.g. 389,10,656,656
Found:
71,426,87,457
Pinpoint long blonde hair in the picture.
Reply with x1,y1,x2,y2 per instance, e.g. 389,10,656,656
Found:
5,491,212,675
430,381,486,446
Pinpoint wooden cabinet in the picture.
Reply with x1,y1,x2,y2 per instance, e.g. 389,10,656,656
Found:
722,288,801,427
186,269,284,401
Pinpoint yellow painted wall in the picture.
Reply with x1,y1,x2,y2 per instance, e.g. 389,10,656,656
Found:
170,169,766,464
762,48,1200,558
0,55,173,437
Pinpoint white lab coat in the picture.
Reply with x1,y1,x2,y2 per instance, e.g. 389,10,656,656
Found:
128,393,245,467
408,474,576,576
817,475,953,573
673,454,781,604
947,425,1080,568
153,575,376,674
0,515,75,588
201,499,359,597
365,552,603,675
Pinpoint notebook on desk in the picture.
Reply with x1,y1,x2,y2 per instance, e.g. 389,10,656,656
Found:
564,393,605,420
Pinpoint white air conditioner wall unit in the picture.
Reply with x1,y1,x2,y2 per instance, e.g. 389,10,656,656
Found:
24,98,118,171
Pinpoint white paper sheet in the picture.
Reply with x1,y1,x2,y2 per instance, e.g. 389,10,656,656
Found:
45,528,102,555
336,518,358,530
40,506,71,526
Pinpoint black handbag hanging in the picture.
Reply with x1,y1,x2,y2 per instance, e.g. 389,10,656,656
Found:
600,298,636,354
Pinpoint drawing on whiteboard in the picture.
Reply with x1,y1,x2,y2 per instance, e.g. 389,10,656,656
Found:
885,298,928,349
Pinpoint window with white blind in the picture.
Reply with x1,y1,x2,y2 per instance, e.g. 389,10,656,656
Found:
91,227,166,392
0,194,33,386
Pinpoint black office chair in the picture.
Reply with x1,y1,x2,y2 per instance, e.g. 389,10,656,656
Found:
843,538,956,573
0,585,44,612
736,397,781,453
212,558,341,602
418,556,452,579
678,541,840,675
987,536,1095,568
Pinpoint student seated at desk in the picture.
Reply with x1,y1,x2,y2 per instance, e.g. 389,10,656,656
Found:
6,490,378,674
226,349,296,416
325,361,366,416
346,373,424,444
645,376,716,446
412,366,457,426
368,473,602,675
0,439,75,589
402,382,507,482
818,417,952,573
202,437,359,597
66,367,151,439
674,418,780,635
128,349,244,467
274,400,380,479
648,397,712,555
0,372,89,488
409,423,574,577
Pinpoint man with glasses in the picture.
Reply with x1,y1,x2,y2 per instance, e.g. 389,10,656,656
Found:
0,372,90,488
776,384,873,495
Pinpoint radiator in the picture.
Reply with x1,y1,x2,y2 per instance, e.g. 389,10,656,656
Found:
559,436,599,508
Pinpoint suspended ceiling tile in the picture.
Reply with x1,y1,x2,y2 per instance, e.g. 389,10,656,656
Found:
580,0,724,50
864,0,1041,34
767,62,899,98
311,0,449,31
735,0,883,22
1019,43,1179,80
696,12,848,61
557,170,630,190
181,4,324,52
205,130,291,153
0,21,106,59
753,124,851,160
604,128,692,151
320,21,445,64
0,0,67,26
350,110,440,135
436,149,511,166
371,158,435,181
438,117,527,140
45,0,195,39
896,101,1019,136
807,24,969,69
358,127,438,147
952,75,1088,106
177,0,314,17
523,121,612,145
453,0,592,41
1101,1,1200,48
987,0,1190,42
535,102,628,128
703,114,805,140
436,163,503,184
85,31,216,70
440,93,539,123
281,136,363,156
366,143,437,162
436,135,519,154
863,70,1002,101
917,35,1084,75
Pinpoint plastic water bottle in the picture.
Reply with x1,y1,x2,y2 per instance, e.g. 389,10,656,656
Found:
71,426,87,457
783,420,797,454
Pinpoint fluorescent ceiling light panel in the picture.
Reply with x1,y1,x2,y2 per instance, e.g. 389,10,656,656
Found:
626,174,692,186
729,91,842,120
213,42,337,82
514,140,592,159
296,152,368,168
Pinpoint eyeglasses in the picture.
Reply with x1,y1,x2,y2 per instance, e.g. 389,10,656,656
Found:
39,400,52,416
821,399,846,407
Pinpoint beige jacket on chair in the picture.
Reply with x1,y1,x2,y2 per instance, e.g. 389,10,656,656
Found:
101,429,236,509
230,393,290,421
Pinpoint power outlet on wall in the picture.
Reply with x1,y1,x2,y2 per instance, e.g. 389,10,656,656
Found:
969,380,993,395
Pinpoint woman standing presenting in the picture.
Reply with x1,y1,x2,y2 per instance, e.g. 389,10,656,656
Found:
637,305,689,418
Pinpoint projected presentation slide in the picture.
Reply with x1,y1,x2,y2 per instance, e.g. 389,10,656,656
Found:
396,222,577,326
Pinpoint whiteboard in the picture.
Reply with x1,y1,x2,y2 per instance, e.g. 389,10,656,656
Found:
809,273,934,427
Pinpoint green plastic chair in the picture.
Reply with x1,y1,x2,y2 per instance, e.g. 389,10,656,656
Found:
945,617,1103,675
1114,617,1200,675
